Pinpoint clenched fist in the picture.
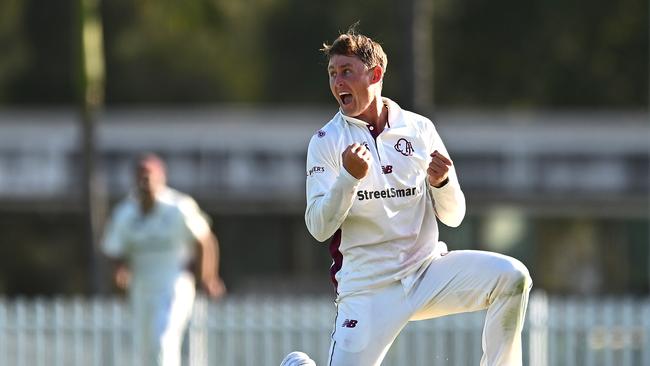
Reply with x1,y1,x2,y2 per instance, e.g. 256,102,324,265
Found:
427,150,452,187
342,143,371,179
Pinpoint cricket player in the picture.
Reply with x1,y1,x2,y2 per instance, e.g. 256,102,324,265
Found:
282,29,532,366
102,153,225,366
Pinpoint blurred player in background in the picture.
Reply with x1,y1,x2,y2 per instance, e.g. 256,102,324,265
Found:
282,29,532,366
102,153,225,366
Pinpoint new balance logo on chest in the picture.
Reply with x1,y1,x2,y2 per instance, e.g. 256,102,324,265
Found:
341,319,358,328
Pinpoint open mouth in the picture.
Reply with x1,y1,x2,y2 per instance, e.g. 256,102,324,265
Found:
339,92,352,106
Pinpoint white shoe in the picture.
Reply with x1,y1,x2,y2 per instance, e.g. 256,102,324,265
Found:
280,351,316,366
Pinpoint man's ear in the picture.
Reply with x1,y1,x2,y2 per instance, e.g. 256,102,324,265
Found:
371,66,384,84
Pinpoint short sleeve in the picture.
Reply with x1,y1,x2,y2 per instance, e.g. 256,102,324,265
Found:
178,197,211,241
423,118,447,156
102,205,129,258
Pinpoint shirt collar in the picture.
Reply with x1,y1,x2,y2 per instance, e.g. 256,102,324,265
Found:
339,97,402,128
128,186,173,212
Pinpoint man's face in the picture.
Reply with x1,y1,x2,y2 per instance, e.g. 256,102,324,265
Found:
328,54,377,118
135,160,165,200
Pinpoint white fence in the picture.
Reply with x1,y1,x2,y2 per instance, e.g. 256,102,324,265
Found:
0,293,649,366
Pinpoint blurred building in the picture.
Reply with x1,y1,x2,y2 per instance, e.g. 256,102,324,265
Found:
0,108,647,296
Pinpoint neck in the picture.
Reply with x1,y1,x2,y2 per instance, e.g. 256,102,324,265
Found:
357,96,388,133
138,189,160,214
139,198,154,214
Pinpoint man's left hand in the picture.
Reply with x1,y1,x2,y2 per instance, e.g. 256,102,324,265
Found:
202,276,226,300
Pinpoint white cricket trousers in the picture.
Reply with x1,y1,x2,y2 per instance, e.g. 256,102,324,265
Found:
130,272,196,366
328,250,532,366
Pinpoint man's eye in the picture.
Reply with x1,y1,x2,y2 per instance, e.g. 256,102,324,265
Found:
343,69,351,75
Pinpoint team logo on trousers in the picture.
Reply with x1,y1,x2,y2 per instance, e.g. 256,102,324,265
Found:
394,138,414,156
342,319,358,328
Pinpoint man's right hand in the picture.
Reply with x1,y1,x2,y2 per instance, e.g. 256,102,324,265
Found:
342,143,371,179
114,263,131,290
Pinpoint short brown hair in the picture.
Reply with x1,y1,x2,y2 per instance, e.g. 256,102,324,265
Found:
321,29,388,73
135,152,166,175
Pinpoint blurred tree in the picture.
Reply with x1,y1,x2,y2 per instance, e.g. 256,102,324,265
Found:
434,0,648,108
4,0,76,104
102,0,274,103
74,0,108,294
0,0,646,107
401,0,434,113
260,0,405,104
0,0,28,102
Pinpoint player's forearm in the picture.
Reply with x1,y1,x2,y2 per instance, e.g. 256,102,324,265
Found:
199,235,219,280
305,170,360,242
430,178,466,227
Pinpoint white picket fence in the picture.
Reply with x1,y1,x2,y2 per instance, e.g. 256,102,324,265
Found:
0,292,648,366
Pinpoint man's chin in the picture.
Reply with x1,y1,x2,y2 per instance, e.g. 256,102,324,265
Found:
340,105,358,116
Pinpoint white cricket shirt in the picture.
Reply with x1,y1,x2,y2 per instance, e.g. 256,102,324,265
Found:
102,187,211,289
305,98,466,297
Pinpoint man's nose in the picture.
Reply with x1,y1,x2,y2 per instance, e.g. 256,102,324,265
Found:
334,75,344,87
